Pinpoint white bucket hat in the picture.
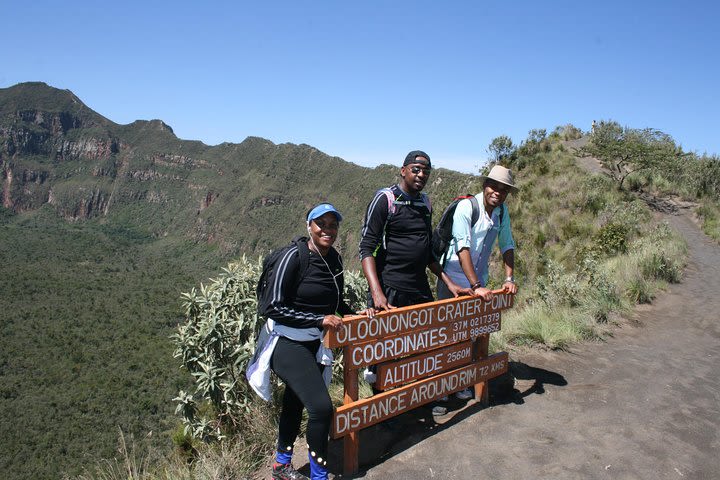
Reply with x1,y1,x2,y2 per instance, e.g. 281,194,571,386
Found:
480,165,518,193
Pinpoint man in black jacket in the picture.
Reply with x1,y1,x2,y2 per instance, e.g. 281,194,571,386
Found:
359,150,466,313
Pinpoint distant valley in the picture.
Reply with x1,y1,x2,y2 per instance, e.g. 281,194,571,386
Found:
0,82,480,479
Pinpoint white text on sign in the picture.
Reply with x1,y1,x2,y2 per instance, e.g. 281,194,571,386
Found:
346,313,501,368
326,294,513,348
375,341,474,390
332,352,509,438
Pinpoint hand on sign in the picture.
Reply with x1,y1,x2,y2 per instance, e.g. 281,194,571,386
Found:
448,282,473,298
371,292,396,312
502,281,518,295
472,286,493,301
455,287,474,297
355,308,375,318
322,314,343,330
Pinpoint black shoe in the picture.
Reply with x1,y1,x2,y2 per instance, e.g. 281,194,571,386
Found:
272,462,309,480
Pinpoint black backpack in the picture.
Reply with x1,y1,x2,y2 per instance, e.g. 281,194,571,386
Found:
431,195,504,265
256,236,310,318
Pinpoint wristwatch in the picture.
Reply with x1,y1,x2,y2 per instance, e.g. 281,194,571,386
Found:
504,276,515,284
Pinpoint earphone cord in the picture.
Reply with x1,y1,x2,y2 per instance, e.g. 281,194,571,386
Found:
309,235,341,314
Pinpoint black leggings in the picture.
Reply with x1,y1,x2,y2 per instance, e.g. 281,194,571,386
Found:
271,336,333,459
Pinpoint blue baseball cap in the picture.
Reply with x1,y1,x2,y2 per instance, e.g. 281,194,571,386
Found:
307,203,343,222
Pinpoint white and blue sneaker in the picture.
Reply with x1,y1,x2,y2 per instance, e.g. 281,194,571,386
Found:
455,388,473,400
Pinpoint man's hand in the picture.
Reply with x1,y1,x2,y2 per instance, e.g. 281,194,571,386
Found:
502,281,518,295
472,286,494,301
362,256,395,313
371,291,395,312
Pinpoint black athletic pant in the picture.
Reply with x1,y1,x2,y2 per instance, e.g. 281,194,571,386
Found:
271,336,333,459
366,284,433,310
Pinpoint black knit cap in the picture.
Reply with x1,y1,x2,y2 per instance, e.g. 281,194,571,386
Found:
403,150,432,167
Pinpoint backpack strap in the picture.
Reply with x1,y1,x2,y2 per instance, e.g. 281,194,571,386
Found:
379,187,396,216
375,187,396,252
290,236,310,290
438,195,477,267
495,203,504,227
469,196,480,227
464,195,499,228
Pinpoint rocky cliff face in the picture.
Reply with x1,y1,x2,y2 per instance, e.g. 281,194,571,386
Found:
0,110,121,215
0,83,186,220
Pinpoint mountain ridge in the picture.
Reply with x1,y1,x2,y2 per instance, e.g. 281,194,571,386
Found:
0,82,478,258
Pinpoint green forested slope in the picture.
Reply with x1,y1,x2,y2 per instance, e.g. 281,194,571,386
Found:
0,83,483,479
0,208,227,478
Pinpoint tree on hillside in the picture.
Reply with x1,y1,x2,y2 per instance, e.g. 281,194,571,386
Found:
488,135,516,163
517,128,550,157
583,121,683,189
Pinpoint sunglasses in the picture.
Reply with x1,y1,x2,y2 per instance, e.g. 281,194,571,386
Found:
409,166,432,175
486,180,511,194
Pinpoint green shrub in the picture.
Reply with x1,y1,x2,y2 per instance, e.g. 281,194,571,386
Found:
550,124,583,141
640,250,682,283
172,254,368,445
577,175,615,214
536,260,582,308
631,222,685,283
593,223,629,255
696,200,720,242
172,256,263,441
579,257,621,322
625,277,654,304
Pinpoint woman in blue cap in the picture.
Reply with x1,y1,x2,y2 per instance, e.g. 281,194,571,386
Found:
252,203,364,480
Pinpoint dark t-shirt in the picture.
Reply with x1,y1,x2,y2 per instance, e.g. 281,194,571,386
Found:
359,184,433,296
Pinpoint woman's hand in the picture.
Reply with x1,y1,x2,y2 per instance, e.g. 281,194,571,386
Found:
452,285,474,297
446,279,471,298
321,314,343,330
356,308,375,318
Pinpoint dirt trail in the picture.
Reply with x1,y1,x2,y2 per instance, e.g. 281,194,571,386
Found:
343,168,720,479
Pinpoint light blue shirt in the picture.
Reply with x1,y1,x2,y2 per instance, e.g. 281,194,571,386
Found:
441,194,515,288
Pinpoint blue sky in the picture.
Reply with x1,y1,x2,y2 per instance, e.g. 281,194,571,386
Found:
2,0,718,173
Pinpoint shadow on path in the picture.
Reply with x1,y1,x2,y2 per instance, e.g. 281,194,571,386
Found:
505,361,568,403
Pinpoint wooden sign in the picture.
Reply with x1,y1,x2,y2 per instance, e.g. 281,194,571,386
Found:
332,352,509,438
343,312,501,369
374,341,474,390
326,293,514,349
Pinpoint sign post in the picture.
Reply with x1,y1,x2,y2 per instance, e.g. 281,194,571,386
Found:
326,291,514,475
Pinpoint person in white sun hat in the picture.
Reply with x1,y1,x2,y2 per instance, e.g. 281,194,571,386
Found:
433,164,519,415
